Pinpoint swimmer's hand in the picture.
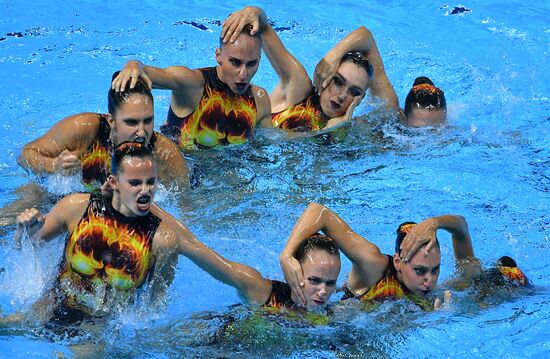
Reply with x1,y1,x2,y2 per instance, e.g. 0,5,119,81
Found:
112,60,152,92
53,149,81,175
221,6,265,43
314,55,340,95
400,217,438,262
434,290,452,310
323,96,361,130
280,254,307,306
15,208,45,247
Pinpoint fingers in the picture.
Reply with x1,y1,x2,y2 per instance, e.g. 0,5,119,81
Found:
444,290,452,305
16,208,43,226
434,297,441,311
434,290,452,311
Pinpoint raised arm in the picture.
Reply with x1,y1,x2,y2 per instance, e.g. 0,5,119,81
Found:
153,208,273,305
222,6,312,111
314,26,399,109
280,203,388,303
111,60,204,93
18,113,99,175
400,215,475,263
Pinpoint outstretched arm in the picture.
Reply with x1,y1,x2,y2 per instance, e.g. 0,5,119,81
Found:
400,215,475,263
280,203,388,304
154,208,273,305
222,6,312,111
18,113,99,175
314,26,398,109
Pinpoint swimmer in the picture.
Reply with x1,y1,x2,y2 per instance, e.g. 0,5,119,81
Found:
11,143,198,322
180,233,341,312
222,6,399,131
112,22,272,149
281,204,482,311
402,76,447,127
18,72,189,190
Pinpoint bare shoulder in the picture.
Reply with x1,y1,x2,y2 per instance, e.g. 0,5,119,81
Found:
165,65,205,88
251,84,271,117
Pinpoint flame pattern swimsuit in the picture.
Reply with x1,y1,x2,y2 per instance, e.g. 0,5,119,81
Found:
80,115,157,187
271,90,328,131
263,280,295,310
341,255,432,311
161,67,258,149
57,192,161,315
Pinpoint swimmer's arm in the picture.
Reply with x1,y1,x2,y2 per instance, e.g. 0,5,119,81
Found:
280,203,387,302
223,6,311,106
400,215,475,262
155,208,273,305
315,26,399,108
252,85,273,128
18,113,98,174
153,134,190,189
16,193,88,243
112,60,203,92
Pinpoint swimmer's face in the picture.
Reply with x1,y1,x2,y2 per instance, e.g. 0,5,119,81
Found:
109,94,154,146
300,249,340,309
406,108,446,127
319,61,370,119
394,245,441,297
216,33,261,95
109,156,157,217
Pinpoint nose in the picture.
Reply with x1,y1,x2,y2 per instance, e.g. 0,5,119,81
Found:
238,65,248,79
318,285,328,298
136,122,146,137
337,89,347,102
424,274,434,288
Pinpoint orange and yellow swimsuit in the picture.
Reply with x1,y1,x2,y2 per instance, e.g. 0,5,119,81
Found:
341,255,432,311
263,280,295,310
271,90,328,131
161,67,258,149
80,115,157,187
57,192,161,315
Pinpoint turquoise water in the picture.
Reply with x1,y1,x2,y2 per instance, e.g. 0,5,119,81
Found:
0,0,549,357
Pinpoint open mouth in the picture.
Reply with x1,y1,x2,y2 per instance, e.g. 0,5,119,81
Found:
313,300,325,306
134,137,146,144
136,195,151,212
330,101,341,110
235,83,248,92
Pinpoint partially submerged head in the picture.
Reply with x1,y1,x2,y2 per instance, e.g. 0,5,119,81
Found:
319,51,373,119
294,234,341,309
108,142,157,217
496,256,530,286
393,222,441,298
403,76,447,127
216,24,261,95
107,71,154,146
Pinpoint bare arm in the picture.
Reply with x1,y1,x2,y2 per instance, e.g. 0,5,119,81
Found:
314,26,399,109
15,193,89,244
400,215,476,262
111,60,204,93
280,203,388,303
153,207,273,305
18,113,99,175
222,6,312,110
153,133,190,189
252,85,273,128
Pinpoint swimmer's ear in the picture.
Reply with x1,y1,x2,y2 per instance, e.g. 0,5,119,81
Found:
107,175,118,191
106,114,115,128
215,48,222,66
393,253,403,271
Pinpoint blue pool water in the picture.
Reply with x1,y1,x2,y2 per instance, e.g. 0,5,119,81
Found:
0,0,549,357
